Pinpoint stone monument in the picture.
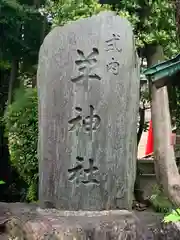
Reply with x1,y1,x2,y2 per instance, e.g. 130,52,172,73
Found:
38,11,140,210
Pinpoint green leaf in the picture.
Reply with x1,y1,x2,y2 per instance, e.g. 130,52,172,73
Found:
163,209,180,223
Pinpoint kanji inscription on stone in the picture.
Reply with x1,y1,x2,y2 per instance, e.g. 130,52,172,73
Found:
107,57,120,75
116,183,125,199
71,48,101,92
68,157,99,186
68,105,101,138
105,33,122,52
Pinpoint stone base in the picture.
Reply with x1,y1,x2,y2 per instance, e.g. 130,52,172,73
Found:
153,221,180,240
0,203,150,240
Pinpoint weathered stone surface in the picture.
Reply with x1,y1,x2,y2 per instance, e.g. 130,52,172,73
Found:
4,202,180,240
6,203,180,240
0,203,148,240
152,221,180,240
37,11,140,210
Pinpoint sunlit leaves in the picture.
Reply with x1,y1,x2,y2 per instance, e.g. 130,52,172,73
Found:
4,88,38,201
45,0,179,58
45,0,110,27
163,209,180,223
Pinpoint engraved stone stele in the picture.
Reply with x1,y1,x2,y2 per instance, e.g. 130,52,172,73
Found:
37,11,140,210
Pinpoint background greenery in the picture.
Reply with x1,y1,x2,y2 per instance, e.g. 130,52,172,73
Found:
4,88,38,201
1,0,180,202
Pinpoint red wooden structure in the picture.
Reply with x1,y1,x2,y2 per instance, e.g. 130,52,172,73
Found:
145,120,176,157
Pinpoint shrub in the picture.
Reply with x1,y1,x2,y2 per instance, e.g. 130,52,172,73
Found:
150,184,172,213
4,87,38,201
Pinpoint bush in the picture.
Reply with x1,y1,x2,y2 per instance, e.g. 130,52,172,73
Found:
4,87,38,201
150,184,172,213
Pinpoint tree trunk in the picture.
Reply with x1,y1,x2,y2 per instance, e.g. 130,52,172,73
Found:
174,0,180,37
33,0,40,8
8,58,19,105
146,44,180,207
31,75,37,88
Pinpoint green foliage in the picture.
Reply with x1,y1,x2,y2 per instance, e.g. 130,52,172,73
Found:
45,0,179,58
150,185,172,213
0,0,46,74
163,209,180,223
118,0,179,58
4,87,38,201
0,0,35,57
45,0,111,27
0,180,5,184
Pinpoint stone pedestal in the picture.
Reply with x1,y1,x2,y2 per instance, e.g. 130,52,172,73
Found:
153,221,180,240
0,203,149,240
